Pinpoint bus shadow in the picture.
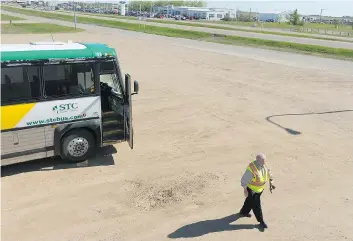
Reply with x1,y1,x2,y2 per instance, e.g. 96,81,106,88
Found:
1,145,117,177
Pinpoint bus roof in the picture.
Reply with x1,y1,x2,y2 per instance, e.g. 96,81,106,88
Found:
0,41,117,62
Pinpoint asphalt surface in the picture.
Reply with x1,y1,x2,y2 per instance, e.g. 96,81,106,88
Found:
2,10,353,76
38,10,353,50
71,11,353,42
3,8,353,50
0,20,38,24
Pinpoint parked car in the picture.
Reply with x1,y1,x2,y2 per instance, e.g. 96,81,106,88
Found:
155,14,164,19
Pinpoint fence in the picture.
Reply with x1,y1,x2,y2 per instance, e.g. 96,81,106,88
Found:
288,27,352,37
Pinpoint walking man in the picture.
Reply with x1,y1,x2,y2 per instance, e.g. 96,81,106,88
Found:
239,153,275,229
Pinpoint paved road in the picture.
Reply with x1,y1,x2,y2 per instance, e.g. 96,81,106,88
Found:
6,5,353,41
75,11,353,42
3,10,353,76
152,17,353,39
55,10,353,49
4,8,353,50
0,20,38,24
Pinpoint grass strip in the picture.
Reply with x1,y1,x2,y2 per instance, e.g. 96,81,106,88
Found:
202,19,353,32
1,13,25,21
1,23,82,34
147,19,353,42
84,13,353,43
3,6,353,60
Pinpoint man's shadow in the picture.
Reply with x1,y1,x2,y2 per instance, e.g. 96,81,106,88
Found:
168,213,261,239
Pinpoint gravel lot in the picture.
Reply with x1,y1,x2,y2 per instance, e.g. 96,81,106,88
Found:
1,21,353,241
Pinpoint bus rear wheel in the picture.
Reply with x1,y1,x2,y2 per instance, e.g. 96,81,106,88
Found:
61,129,96,163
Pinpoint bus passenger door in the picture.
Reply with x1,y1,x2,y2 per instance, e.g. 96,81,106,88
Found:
99,62,125,144
124,74,133,149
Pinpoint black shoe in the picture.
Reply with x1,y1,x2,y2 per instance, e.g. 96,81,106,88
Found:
260,222,268,229
239,212,252,218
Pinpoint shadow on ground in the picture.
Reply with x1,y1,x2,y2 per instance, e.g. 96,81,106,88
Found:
1,145,117,177
266,109,353,135
168,213,261,239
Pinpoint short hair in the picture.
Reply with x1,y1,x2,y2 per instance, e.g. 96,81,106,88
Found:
256,153,266,161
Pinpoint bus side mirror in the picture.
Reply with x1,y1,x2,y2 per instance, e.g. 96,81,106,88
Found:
132,80,139,95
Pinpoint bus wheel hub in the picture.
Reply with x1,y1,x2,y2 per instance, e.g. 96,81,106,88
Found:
68,137,89,157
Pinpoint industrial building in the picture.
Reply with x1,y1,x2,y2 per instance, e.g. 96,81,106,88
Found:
256,12,289,23
153,6,237,21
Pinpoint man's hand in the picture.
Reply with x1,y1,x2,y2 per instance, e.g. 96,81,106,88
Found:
244,188,248,198
270,182,276,193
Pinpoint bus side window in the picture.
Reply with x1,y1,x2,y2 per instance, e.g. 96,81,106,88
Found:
43,64,69,97
74,63,95,94
26,66,41,98
43,63,96,98
1,66,37,103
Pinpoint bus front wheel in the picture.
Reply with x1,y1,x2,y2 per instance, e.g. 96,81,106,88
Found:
61,129,96,163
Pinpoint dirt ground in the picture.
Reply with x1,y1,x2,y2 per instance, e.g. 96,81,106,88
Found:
1,28,353,241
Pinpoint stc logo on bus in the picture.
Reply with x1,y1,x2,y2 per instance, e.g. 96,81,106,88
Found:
52,103,79,114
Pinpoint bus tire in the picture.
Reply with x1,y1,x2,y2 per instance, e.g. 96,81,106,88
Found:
61,129,96,163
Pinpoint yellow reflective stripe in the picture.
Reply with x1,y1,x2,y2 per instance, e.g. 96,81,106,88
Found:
252,162,268,182
248,162,269,187
248,185,265,193
251,162,259,172
249,181,265,186
249,163,259,182
1,103,36,130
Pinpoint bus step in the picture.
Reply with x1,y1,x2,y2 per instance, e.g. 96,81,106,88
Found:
102,111,120,120
102,119,123,129
103,129,124,139
102,136,124,146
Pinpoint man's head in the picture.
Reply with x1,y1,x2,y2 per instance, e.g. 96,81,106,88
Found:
256,153,266,166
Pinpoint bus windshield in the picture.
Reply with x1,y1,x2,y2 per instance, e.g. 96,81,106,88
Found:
99,61,123,98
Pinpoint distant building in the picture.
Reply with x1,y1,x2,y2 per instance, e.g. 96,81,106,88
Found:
257,13,277,22
119,1,126,16
152,6,236,20
303,16,317,22
256,12,289,22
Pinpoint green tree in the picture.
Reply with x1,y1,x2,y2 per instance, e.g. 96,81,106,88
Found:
187,0,207,7
289,9,300,25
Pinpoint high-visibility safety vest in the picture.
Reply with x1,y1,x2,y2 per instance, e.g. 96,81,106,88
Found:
246,161,269,193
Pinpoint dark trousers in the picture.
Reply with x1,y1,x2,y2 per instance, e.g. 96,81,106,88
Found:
240,187,264,223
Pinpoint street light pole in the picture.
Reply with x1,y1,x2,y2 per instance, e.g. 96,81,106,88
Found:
319,8,325,23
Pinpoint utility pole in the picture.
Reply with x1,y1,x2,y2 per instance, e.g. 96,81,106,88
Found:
73,0,77,30
150,2,153,16
249,8,252,21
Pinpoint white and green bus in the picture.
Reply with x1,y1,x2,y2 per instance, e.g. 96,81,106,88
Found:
1,41,139,166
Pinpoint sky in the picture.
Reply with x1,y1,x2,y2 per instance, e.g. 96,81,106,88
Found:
205,1,353,17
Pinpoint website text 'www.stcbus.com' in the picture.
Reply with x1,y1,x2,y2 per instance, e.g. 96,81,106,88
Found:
26,114,86,126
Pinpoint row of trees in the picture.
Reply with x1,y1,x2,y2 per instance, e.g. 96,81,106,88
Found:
128,1,206,12
288,9,349,28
